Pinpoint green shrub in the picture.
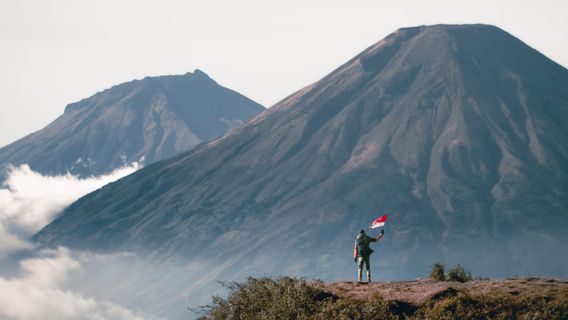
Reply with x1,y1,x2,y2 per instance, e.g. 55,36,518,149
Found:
431,262,446,281
196,277,332,319
196,277,398,320
447,264,472,283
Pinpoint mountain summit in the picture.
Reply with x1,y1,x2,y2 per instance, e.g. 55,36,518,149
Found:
0,70,264,177
36,25,568,279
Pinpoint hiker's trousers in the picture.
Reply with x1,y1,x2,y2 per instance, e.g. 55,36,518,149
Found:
357,255,370,271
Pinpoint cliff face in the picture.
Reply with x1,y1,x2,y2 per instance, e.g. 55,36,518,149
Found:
0,70,264,177
36,25,568,280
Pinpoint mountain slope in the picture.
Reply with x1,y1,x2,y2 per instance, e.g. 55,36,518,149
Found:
0,70,264,177
36,24,568,279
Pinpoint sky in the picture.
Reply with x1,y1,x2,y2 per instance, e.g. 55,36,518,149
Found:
1,0,568,148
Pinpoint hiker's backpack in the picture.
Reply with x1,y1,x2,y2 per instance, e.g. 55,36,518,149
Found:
356,236,374,256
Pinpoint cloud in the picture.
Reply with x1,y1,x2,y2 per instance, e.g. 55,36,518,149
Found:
0,224,30,253
0,247,149,320
0,163,153,319
67,251,221,319
0,163,213,319
0,163,140,256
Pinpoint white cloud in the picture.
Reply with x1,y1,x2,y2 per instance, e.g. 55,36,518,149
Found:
0,247,149,320
0,163,153,319
0,163,140,256
0,163,211,319
0,224,30,252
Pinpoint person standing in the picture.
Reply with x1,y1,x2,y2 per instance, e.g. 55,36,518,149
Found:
353,229,384,282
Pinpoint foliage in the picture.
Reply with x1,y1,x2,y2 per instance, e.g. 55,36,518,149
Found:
196,277,401,320
196,277,322,319
431,262,473,282
431,262,446,281
447,264,473,283
421,289,568,320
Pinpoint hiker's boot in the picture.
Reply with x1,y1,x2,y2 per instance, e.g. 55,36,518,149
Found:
357,268,363,282
367,271,371,283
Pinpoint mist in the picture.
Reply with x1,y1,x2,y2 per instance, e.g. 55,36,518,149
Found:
0,163,140,256
0,164,156,320
0,247,148,320
0,164,227,320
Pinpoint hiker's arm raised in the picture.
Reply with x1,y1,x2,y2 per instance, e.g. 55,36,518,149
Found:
376,230,384,241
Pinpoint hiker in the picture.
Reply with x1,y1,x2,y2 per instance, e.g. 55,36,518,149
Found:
353,229,384,282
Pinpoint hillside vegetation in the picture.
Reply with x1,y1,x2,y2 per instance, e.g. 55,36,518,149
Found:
197,277,568,320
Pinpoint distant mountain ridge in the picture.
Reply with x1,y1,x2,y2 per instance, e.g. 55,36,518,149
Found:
36,24,568,280
0,69,264,177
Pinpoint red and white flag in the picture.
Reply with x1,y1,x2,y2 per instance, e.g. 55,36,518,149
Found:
370,214,388,229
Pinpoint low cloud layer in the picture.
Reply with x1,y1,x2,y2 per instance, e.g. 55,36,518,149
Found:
0,164,160,320
0,163,140,256
0,164,224,319
0,247,148,320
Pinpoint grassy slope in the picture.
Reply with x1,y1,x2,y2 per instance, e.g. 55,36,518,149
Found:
197,277,568,320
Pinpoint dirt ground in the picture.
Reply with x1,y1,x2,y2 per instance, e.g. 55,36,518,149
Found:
314,277,568,305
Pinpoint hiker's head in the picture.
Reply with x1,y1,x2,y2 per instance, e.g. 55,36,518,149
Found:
359,229,365,235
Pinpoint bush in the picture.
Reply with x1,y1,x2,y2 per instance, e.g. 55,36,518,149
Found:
431,262,446,281
196,277,398,320
424,290,479,319
196,277,332,319
447,264,473,283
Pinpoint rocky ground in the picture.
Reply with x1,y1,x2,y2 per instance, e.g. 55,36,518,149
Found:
316,277,568,306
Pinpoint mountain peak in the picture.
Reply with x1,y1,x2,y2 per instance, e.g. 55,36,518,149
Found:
64,70,220,114
407,23,501,30
392,23,507,37
192,68,210,79
2,71,264,178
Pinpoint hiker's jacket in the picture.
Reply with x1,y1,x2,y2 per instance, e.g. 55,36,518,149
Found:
353,235,377,258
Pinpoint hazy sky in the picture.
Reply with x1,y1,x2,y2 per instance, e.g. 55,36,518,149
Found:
1,0,567,147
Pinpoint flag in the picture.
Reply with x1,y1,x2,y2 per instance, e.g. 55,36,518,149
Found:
370,214,388,229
